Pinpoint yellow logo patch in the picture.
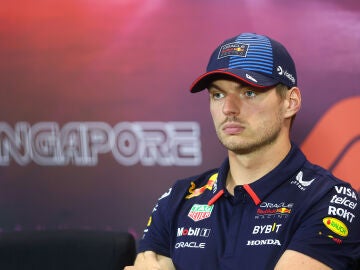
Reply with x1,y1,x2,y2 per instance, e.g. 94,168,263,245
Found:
323,217,348,237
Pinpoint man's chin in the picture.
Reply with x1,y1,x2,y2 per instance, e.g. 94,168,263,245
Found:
219,139,253,155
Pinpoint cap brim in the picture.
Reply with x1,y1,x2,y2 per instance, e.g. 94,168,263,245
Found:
190,69,279,93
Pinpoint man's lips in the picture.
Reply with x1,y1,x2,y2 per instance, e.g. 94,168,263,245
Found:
222,122,244,135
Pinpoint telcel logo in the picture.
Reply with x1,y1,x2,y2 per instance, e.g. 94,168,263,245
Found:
323,217,348,237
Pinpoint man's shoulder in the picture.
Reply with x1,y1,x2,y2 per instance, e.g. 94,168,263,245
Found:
302,160,355,190
294,160,359,211
278,158,358,209
153,167,221,218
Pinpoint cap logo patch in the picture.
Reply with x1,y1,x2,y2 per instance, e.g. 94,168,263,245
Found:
277,65,296,85
218,42,249,59
246,73,257,83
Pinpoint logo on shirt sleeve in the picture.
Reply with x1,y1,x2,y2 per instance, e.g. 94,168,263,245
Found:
322,217,348,237
327,185,358,223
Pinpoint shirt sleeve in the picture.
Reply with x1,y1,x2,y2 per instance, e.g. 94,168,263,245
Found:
137,187,173,257
287,184,360,269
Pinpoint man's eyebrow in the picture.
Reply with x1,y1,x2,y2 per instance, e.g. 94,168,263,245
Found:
207,83,222,91
207,81,245,91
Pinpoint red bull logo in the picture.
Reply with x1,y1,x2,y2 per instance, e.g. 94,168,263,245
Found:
185,173,218,199
276,208,291,214
218,42,249,59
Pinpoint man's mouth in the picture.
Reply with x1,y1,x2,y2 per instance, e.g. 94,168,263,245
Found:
222,122,244,135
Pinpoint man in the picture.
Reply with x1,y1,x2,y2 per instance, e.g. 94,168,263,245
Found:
125,33,360,269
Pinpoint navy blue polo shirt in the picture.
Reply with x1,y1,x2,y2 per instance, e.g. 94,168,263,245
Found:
138,144,360,269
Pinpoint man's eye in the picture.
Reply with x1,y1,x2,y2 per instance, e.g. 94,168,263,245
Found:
244,90,256,98
212,92,224,99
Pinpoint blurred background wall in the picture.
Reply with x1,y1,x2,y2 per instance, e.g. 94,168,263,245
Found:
1,0,359,239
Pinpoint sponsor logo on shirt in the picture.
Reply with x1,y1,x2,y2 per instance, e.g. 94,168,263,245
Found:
151,188,172,213
326,186,357,223
330,194,357,209
188,204,214,222
174,241,206,249
256,208,291,216
260,202,294,208
334,186,358,201
147,216,152,227
318,231,343,245
328,206,355,223
255,201,294,219
159,188,172,200
185,173,218,199
291,171,315,191
246,239,281,246
177,227,211,237
252,223,282,234
322,217,348,237
142,188,172,239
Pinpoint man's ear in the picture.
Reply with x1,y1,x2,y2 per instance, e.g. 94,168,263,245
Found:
284,87,301,118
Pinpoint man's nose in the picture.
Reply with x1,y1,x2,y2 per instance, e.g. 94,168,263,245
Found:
222,95,240,115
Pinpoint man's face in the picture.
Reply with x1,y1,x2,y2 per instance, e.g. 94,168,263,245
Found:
208,79,288,154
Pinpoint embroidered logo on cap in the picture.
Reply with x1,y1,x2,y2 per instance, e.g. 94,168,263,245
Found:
246,73,258,83
218,42,249,59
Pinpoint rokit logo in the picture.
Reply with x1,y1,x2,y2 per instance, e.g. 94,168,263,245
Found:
328,206,355,223
177,227,211,237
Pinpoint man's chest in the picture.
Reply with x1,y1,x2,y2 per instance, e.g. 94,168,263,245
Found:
170,195,297,269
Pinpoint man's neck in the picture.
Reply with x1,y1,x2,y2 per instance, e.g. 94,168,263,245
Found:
226,139,291,194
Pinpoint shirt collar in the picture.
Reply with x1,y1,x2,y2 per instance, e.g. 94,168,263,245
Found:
215,143,306,205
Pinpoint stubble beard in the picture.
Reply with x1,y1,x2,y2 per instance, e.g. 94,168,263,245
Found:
216,114,283,155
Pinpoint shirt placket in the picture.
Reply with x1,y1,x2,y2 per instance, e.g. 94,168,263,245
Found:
222,186,248,258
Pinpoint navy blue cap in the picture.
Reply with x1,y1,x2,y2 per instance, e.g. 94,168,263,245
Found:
190,33,297,92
